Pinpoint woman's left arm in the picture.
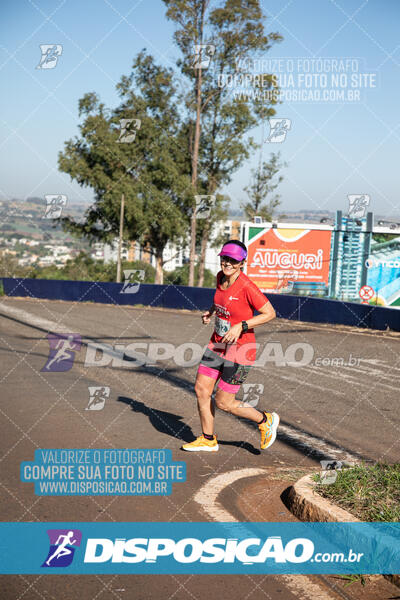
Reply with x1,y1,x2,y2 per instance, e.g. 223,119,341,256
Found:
246,301,276,328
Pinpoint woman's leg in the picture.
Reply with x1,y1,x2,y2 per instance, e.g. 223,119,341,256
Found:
214,361,263,423
214,388,263,422
194,371,218,435
215,380,280,450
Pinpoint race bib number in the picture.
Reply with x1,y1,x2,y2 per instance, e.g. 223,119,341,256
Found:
215,316,230,337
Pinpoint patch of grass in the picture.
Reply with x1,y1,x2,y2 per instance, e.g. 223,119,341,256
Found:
269,467,311,482
341,574,367,587
0,280,4,295
314,462,400,522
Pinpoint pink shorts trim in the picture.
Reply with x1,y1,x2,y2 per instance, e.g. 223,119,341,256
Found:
197,362,241,394
217,379,241,394
197,364,220,380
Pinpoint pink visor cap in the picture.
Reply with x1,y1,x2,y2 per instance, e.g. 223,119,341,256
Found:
218,243,247,261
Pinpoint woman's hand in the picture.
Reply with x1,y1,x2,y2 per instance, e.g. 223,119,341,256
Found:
202,310,213,324
222,323,242,344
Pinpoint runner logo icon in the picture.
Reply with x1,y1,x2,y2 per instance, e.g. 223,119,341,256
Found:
86,386,110,410
41,333,82,372
117,119,141,143
43,194,67,219
347,194,370,218
194,195,216,219
319,460,343,485
37,44,63,69
120,270,145,294
42,529,82,567
193,44,215,69
240,383,264,407
266,118,291,143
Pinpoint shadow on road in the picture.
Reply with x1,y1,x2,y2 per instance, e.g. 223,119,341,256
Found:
117,395,261,454
218,440,260,455
118,395,194,442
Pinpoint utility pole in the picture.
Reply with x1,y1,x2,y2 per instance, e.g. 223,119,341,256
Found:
188,0,207,288
116,193,125,283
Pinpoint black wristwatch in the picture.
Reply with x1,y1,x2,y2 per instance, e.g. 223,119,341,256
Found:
241,320,249,333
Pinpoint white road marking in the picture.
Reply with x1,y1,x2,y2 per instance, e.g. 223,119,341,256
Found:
346,362,400,382
304,364,400,393
0,303,73,335
0,303,134,364
264,371,346,397
359,358,400,374
194,468,266,522
194,468,339,600
277,424,358,462
283,574,341,600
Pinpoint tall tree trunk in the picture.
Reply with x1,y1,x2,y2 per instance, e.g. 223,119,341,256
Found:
188,65,202,287
197,176,217,288
188,0,206,287
116,193,125,283
197,223,210,287
155,249,164,285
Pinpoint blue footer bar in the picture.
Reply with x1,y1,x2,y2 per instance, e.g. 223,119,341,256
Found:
0,522,398,574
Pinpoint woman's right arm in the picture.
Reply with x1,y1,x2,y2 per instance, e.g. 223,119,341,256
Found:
202,304,215,323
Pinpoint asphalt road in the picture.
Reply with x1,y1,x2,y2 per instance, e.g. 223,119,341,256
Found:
0,297,399,600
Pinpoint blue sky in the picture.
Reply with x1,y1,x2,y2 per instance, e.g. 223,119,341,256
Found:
0,0,399,217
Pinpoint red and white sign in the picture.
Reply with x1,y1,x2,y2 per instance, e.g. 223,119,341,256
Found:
245,227,332,292
359,285,374,303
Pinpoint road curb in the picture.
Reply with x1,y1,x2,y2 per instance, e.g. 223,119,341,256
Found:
286,473,400,589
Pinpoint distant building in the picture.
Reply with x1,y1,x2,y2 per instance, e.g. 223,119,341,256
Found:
329,212,372,301
104,241,129,263
88,220,241,275
204,219,241,275
38,256,55,267
18,255,38,266
91,242,104,261
162,242,186,272
366,236,400,307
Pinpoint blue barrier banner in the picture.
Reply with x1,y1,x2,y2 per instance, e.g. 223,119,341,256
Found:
2,277,400,331
0,522,398,574
20,449,186,496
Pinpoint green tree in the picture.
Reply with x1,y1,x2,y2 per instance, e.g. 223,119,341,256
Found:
372,233,398,244
242,152,286,221
163,0,209,287
0,252,32,279
164,263,215,287
163,0,282,285
30,253,156,283
58,52,191,284
0,252,18,278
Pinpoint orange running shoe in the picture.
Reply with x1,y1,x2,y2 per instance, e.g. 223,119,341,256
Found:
259,412,280,449
181,435,219,452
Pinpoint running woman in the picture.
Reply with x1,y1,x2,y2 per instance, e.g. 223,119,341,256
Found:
182,240,279,452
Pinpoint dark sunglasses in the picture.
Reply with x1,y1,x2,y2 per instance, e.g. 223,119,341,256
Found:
220,255,241,265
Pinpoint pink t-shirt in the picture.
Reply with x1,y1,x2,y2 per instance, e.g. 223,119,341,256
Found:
207,271,269,365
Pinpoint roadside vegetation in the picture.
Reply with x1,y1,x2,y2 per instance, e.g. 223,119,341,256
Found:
0,252,216,288
314,462,400,522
